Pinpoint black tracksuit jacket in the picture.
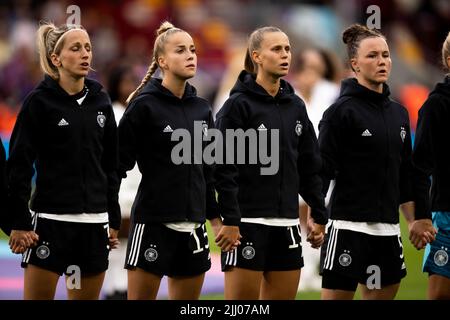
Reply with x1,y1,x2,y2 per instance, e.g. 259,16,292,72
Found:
7,75,121,230
319,78,414,224
118,78,219,224
413,76,450,220
0,137,9,234
214,70,328,226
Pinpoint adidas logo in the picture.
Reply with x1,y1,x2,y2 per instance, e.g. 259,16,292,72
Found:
163,125,174,133
58,118,69,126
361,129,372,137
257,124,267,131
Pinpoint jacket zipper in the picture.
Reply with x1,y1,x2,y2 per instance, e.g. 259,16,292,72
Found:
76,97,87,212
275,98,284,216
379,105,389,218
180,99,191,221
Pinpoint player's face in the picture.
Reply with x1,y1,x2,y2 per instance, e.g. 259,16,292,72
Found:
159,32,197,80
253,31,291,78
53,30,92,79
352,37,391,86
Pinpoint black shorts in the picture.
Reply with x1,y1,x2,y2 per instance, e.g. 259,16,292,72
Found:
221,222,304,272
320,224,406,290
21,216,110,276
125,223,211,277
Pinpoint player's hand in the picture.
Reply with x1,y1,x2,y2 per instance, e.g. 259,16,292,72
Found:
9,230,39,254
215,225,241,252
108,228,120,250
409,219,436,250
306,218,325,249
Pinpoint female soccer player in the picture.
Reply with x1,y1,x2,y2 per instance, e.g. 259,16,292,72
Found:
412,31,450,299
8,22,120,299
119,21,224,300
0,137,11,234
318,24,432,300
213,26,327,300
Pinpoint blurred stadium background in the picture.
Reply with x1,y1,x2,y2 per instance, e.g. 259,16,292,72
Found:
0,0,449,299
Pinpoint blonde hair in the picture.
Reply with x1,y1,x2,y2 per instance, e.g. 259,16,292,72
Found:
37,22,87,79
244,26,284,74
442,31,450,72
126,21,185,104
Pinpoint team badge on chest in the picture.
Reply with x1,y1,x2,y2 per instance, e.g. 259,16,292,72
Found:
400,126,406,143
295,121,303,136
97,111,106,128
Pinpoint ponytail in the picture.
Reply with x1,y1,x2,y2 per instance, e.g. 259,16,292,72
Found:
126,21,185,103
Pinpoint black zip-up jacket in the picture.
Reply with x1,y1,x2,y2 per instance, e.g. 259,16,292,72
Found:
0,137,10,235
319,78,413,223
118,78,219,224
7,75,121,230
413,76,450,220
214,70,327,226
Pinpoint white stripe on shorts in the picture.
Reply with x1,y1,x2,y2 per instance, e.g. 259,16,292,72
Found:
224,248,238,267
133,225,145,266
327,227,339,270
225,250,231,265
23,213,39,264
324,226,338,270
128,224,144,266
327,228,339,270
323,226,332,269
